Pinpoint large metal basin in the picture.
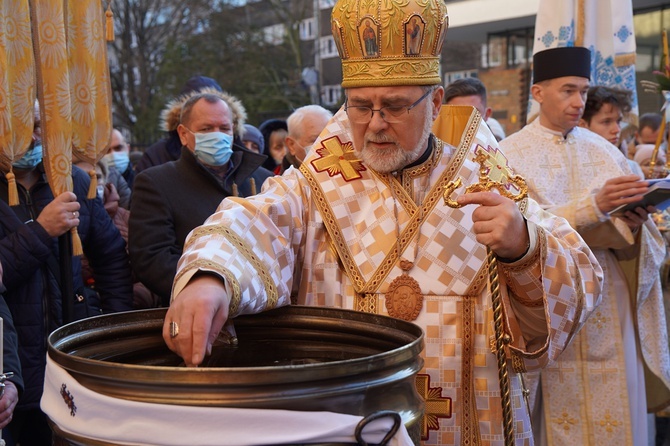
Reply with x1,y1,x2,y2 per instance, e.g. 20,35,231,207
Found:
48,306,425,444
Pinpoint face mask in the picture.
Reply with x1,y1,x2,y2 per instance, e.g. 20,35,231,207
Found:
13,142,43,169
104,151,130,173
192,131,233,166
96,184,105,199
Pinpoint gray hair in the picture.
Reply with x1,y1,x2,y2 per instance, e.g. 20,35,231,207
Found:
179,93,227,127
287,105,333,138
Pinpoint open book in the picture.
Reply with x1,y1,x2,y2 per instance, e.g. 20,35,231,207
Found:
610,178,670,217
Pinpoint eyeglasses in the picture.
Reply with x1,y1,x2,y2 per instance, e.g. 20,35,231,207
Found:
344,89,433,124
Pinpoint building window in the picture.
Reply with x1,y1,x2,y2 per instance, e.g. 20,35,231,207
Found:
482,29,532,69
319,36,338,58
481,38,503,68
322,85,342,106
443,70,478,86
263,23,285,45
300,17,317,40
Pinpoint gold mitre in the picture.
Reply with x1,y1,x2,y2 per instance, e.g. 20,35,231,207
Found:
331,0,448,88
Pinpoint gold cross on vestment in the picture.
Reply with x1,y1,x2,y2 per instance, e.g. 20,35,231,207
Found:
581,151,606,178
415,374,452,440
589,360,618,385
311,136,365,181
537,160,563,180
547,361,575,384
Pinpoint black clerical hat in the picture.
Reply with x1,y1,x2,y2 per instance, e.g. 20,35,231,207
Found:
533,47,591,83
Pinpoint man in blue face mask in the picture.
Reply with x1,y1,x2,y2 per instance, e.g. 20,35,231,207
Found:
128,91,273,305
101,129,132,209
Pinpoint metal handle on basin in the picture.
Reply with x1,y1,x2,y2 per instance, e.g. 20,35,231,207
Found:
355,410,401,446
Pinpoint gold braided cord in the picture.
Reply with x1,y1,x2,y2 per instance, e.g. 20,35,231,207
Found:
443,144,528,445
487,249,514,446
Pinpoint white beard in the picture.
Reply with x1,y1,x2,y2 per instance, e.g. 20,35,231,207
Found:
355,115,433,173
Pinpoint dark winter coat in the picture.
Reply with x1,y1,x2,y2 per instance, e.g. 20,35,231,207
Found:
134,132,181,174
0,292,24,397
0,164,133,409
129,146,273,305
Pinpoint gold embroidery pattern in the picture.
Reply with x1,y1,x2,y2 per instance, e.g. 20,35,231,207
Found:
354,293,377,314
415,374,452,440
186,226,279,309
174,261,242,315
596,412,622,434
311,136,366,181
561,229,586,346
498,230,542,274
360,137,478,296
461,297,482,445
590,311,610,329
518,196,529,214
511,352,527,373
299,163,367,293
402,138,444,186
554,411,579,431
301,124,481,304
464,262,488,297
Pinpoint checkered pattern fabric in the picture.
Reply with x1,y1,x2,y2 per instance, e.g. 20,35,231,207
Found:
173,109,603,445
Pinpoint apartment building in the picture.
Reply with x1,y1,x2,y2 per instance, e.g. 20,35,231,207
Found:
260,0,670,133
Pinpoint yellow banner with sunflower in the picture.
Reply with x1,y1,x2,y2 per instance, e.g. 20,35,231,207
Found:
66,0,114,195
0,1,37,191
29,0,114,254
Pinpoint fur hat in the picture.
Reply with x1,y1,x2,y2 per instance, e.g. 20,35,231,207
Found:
159,87,247,139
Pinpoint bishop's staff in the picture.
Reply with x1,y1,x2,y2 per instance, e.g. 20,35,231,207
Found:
443,146,529,446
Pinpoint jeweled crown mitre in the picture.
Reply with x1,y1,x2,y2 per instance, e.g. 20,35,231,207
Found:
331,0,449,88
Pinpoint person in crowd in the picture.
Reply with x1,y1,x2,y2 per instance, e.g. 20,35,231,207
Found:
0,264,23,439
0,103,133,445
74,158,160,309
579,92,670,446
629,112,665,160
0,299,20,438
259,118,288,173
279,105,333,173
486,117,506,141
442,77,506,141
242,124,264,155
104,162,131,210
161,1,603,443
129,90,273,306
129,150,143,171
104,128,135,190
636,112,664,145
135,75,223,173
578,85,643,176
499,46,670,446
579,85,632,146
633,143,667,179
